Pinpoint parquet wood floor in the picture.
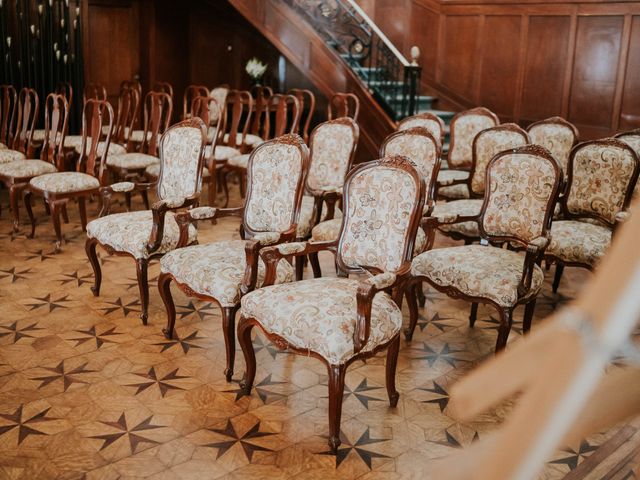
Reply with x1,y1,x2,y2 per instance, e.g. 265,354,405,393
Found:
0,189,638,479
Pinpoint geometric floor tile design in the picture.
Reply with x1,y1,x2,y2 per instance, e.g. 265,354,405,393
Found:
0,189,638,479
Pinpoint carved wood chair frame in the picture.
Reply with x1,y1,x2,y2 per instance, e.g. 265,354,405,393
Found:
182,84,209,120
13,87,39,157
327,92,360,121
288,88,316,143
0,85,18,147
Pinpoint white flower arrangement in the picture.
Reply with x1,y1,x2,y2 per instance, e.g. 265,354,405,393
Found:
245,57,267,80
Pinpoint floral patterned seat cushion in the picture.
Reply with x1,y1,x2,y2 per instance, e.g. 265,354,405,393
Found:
30,172,100,193
227,154,250,169
208,145,241,161
160,240,294,307
240,277,402,365
106,153,160,169
438,183,470,200
412,245,544,307
546,220,612,266
432,199,482,238
295,195,341,238
437,169,469,186
64,135,127,157
87,210,197,259
0,149,26,164
311,218,427,256
126,129,152,143
0,160,56,178
0,142,6,149
224,133,263,148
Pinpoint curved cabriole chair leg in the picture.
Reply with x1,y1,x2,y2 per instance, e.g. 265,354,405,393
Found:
23,190,36,238
85,238,102,297
327,363,347,453
9,183,26,232
386,335,400,407
404,282,419,341
50,200,64,252
78,197,88,231
416,282,426,307
552,262,565,294
522,298,537,334
159,272,176,339
221,306,238,382
469,302,479,328
495,308,514,352
135,258,149,325
309,252,322,278
238,318,257,395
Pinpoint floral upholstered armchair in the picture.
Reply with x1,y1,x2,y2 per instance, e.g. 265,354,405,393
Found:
545,139,639,293
397,112,445,148
615,129,640,198
157,134,309,382
85,118,208,325
527,117,579,173
24,99,115,251
437,107,499,199
236,155,425,453
430,124,529,246
409,145,561,351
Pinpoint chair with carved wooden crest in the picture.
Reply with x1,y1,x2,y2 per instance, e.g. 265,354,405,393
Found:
615,128,640,198
437,107,499,200
0,88,33,169
408,145,562,351
545,138,639,294
0,93,68,231
157,134,309,382
397,111,445,147
236,155,425,453
84,117,207,326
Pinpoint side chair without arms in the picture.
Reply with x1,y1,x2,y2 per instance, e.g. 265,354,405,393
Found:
327,92,360,121
0,85,18,148
288,88,316,143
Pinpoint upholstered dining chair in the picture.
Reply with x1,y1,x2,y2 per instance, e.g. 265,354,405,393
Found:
527,117,579,173
182,84,209,120
545,138,639,293
328,92,360,121
0,93,68,231
397,112,446,147
236,155,425,453
209,85,229,131
157,134,309,382
207,90,253,166
85,117,208,325
288,88,316,143
437,107,499,199
12,88,39,158
615,129,640,197
0,85,18,148
430,123,529,245
31,82,73,146
24,99,114,251
408,145,562,351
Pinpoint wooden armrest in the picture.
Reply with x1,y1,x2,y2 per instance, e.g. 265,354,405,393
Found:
518,235,551,296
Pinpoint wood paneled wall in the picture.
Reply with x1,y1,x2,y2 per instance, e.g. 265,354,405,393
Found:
361,0,640,138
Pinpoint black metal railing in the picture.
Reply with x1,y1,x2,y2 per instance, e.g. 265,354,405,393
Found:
282,0,422,121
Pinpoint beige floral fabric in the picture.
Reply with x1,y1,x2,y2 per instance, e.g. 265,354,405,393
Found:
244,142,303,233
210,145,241,161
449,114,498,169
240,277,402,364
398,117,443,143
482,152,557,242
617,134,640,197
160,240,294,307
107,153,160,169
227,154,250,168
0,150,26,164
0,143,6,149
412,245,544,307
438,183,470,200
470,129,529,195
382,131,439,183
223,133,263,148
158,125,203,201
438,169,469,186
30,172,99,193
307,122,355,192
566,143,637,224
432,199,482,238
339,166,418,272
210,87,228,121
145,163,160,178
547,220,611,266
528,123,576,171
73,141,126,157
0,160,56,178
87,210,197,259
127,129,152,143
297,195,318,238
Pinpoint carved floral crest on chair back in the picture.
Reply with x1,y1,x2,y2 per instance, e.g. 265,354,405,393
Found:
338,156,424,273
470,124,529,196
564,139,639,226
480,145,561,245
157,118,207,201
397,113,445,146
527,117,578,172
448,107,499,169
381,127,441,189
244,134,309,233
306,118,358,193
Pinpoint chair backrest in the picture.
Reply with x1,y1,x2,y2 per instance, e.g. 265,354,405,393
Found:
251,85,274,100
328,92,360,121
83,83,107,103
183,85,209,120
112,83,140,145
449,107,500,170
336,156,425,274
243,134,309,237
155,117,207,202
288,88,316,143
40,93,69,169
121,80,142,99
527,116,579,172
562,139,639,227
141,91,172,156
56,82,73,108
307,117,359,194
479,145,561,247
219,90,253,150
248,89,271,140
615,129,640,197
469,123,529,197
191,96,223,168
0,85,17,147
381,127,441,205
269,94,301,139
209,85,229,123
13,87,39,154
397,112,445,147
77,99,114,184
153,82,174,100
